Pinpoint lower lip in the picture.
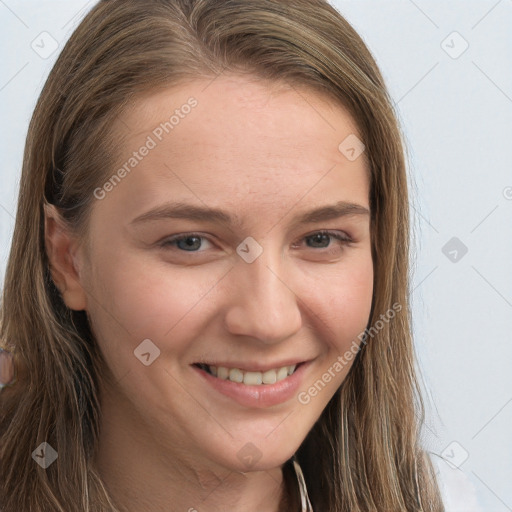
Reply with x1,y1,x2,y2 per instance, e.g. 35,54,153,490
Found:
192,362,311,409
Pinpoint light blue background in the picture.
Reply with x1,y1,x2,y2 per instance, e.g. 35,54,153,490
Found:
1,1,511,510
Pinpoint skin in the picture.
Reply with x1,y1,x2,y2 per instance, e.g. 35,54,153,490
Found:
44,74,374,512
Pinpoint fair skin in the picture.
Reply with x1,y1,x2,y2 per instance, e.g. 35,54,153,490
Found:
44,74,373,512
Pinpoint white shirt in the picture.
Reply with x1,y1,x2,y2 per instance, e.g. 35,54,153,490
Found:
431,454,483,511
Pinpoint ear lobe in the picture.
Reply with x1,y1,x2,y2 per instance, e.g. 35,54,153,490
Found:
43,203,88,311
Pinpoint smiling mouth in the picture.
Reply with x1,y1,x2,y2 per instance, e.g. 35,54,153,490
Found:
193,363,302,386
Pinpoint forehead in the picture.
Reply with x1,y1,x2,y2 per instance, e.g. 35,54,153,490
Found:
97,74,369,226
120,74,362,153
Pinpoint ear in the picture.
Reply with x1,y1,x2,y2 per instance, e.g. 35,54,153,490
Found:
43,203,88,311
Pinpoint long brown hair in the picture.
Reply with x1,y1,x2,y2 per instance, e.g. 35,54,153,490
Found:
0,0,444,510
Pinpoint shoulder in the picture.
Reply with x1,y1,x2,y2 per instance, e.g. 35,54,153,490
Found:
429,452,483,512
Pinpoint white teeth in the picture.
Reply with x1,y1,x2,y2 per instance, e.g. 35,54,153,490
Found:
205,364,298,385
262,369,277,384
217,366,229,380
276,367,288,381
229,368,244,383
243,372,263,385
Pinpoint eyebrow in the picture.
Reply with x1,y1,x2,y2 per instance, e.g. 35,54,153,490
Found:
129,200,370,228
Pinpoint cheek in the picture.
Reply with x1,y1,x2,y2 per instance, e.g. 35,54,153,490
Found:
307,255,373,351
84,252,222,369
294,256,373,408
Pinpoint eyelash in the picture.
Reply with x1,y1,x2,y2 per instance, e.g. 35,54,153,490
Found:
159,230,353,254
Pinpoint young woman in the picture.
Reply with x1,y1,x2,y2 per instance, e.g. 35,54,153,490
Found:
1,1,448,510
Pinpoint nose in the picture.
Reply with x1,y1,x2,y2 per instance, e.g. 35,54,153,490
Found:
223,251,303,345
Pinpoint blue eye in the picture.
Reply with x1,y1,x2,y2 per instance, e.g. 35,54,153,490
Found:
302,230,352,249
159,230,352,254
160,233,212,252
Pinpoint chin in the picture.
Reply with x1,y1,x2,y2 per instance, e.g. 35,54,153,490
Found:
212,438,300,474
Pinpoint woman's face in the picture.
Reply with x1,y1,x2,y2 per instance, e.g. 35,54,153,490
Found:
74,75,373,471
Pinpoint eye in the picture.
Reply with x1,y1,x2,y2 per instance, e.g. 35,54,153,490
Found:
295,230,353,252
159,233,213,252
158,230,353,256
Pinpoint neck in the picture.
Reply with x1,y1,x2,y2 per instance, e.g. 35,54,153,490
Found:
93,385,289,512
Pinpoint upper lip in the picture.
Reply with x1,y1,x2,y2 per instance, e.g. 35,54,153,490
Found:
193,359,308,373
